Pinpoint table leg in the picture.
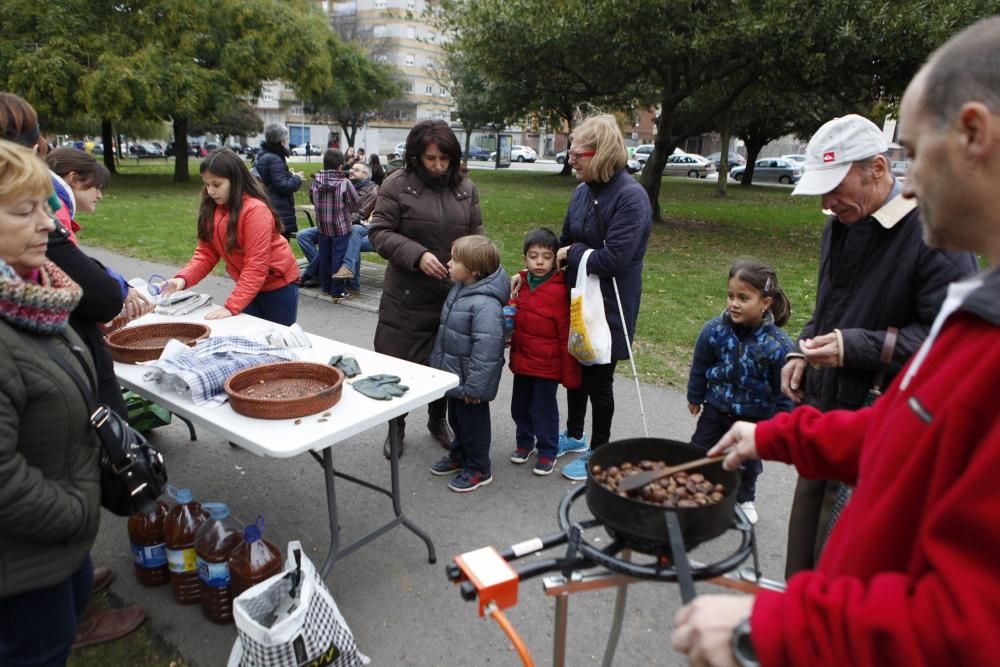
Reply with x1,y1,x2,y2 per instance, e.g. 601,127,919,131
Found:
319,446,340,578
389,418,437,564
601,549,630,667
553,592,569,667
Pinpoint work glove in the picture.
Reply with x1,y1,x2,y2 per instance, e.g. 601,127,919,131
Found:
351,374,409,400
328,354,362,378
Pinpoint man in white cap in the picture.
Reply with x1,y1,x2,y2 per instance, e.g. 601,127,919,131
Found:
777,113,977,577
671,16,1000,667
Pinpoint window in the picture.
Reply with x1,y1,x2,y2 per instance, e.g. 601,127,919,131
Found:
374,0,386,8
405,54,415,66
438,87,447,97
406,27,416,39
407,0,416,9
262,88,274,101
425,84,433,94
289,106,303,115
406,81,414,92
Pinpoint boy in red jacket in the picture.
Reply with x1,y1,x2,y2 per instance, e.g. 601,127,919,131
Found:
508,228,581,475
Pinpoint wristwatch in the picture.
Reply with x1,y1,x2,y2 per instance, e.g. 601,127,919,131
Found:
731,616,760,667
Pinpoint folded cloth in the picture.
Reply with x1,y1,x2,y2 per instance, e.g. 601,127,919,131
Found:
328,354,361,378
143,336,299,406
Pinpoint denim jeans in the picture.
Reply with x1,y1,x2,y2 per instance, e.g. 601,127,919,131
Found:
243,282,299,326
0,554,93,667
318,234,349,295
511,375,560,459
343,224,374,291
296,227,321,280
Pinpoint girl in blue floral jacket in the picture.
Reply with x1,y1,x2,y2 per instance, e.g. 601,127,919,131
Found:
686,259,793,524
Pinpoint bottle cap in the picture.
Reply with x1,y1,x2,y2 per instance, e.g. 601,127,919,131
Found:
243,524,261,543
203,502,229,519
168,485,193,504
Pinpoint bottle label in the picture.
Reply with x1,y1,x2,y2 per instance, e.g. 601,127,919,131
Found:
167,547,198,574
197,557,231,589
130,542,167,569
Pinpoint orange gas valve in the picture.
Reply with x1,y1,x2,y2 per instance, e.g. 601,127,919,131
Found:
453,546,520,616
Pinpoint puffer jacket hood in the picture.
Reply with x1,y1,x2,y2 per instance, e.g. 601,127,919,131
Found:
429,266,511,402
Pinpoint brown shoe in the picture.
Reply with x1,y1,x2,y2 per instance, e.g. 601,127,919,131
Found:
427,418,454,450
92,566,114,594
333,265,354,280
72,607,146,650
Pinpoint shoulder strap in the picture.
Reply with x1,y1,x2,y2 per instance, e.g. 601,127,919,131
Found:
36,338,130,468
870,326,900,394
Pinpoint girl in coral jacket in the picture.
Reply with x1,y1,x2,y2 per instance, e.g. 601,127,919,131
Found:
162,148,300,325
507,228,582,476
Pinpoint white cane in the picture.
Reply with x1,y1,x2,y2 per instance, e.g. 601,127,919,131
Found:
610,276,648,437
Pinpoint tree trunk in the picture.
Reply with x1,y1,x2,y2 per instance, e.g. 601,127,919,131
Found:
100,119,117,174
739,140,766,187
716,113,731,197
173,117,190,183
640,97,680,222
462,128,472,168
341,123,357,148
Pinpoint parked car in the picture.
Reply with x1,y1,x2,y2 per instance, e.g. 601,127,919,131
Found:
625,158,642,174
165,141,200,157
510,145,537,162
464,146,491,161
891,160,909,178
633,144,655,166
555,149,568,164
226,142,245,154
705,152,747,170
660,153,716,178
387,142,407,160
290,143,321,156
781,154,808,165
134,143,164,158
730,157,803,184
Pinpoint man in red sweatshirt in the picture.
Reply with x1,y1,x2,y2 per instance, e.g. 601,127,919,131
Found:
671,16,1000,667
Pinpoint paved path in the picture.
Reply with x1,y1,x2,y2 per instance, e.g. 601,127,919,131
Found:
82,245,797,666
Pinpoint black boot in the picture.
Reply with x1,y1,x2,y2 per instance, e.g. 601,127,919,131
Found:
383,416,406,460
427,418,453,450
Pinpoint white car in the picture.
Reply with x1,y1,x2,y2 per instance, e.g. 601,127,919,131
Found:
510,145,537,162
634,144,684,167
661,153,716,178
387,142,407,159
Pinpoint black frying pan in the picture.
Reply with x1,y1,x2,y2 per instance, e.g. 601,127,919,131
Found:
585,438,740,550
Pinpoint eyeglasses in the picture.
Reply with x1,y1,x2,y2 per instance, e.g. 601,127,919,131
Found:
568,149,596,161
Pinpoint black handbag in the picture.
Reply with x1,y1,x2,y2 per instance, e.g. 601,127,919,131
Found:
39,337,168,516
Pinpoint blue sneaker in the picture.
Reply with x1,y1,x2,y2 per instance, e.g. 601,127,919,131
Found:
557,431,588,457
561,451,591,481
430,456,462,476
448,470,493,493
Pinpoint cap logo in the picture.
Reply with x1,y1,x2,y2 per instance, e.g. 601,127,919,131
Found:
823,151,835,163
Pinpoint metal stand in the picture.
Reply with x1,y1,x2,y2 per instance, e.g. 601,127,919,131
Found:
310,418,436,578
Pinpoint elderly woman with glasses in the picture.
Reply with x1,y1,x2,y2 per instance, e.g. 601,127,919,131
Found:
551,114,652,480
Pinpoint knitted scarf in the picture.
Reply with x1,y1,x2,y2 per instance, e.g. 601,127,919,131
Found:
0,258,81,334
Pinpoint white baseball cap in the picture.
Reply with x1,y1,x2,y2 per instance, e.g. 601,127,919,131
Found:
791,114,889,196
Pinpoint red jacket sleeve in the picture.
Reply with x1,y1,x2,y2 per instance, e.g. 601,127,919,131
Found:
175,239,221,290
755,405,871,484
752,413,1000,666
224,202,276,314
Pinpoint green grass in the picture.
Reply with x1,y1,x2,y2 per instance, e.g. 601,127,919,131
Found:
83,163,824,387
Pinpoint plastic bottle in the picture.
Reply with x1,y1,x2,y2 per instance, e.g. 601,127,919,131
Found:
195,502,244,624
229,516,283,598
163,486,207,604
127,499,170,586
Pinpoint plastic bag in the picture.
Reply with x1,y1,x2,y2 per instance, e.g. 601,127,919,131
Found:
229,541,369,667
568,249,612,365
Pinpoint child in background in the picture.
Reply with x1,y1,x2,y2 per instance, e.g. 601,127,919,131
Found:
429,236,511,492
508,228,581,475
162,148,300,325
310,149,358,300
686,259,794,524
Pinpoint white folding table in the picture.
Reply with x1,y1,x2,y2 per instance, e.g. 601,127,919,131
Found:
112,312,459,577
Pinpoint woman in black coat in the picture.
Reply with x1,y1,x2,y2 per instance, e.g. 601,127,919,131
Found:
254,123,303,238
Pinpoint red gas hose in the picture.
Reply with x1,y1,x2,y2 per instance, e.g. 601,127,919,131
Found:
486,601,535,667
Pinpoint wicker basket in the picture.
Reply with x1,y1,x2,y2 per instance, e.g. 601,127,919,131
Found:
106,322,211,364
224,361,345,419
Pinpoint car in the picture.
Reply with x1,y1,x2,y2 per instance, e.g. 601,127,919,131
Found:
510,145,537,162
227,142,245,154
555,149,567,164
387,142,407,160
134,143,164,158
730,157,803,184
781,154,808,165
165,141,200,157
625,158,641,174
891,160,909,178
633,144,655,166
464,146,491,161
290,144,321,156
660,153,716,178
705,152,747,170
